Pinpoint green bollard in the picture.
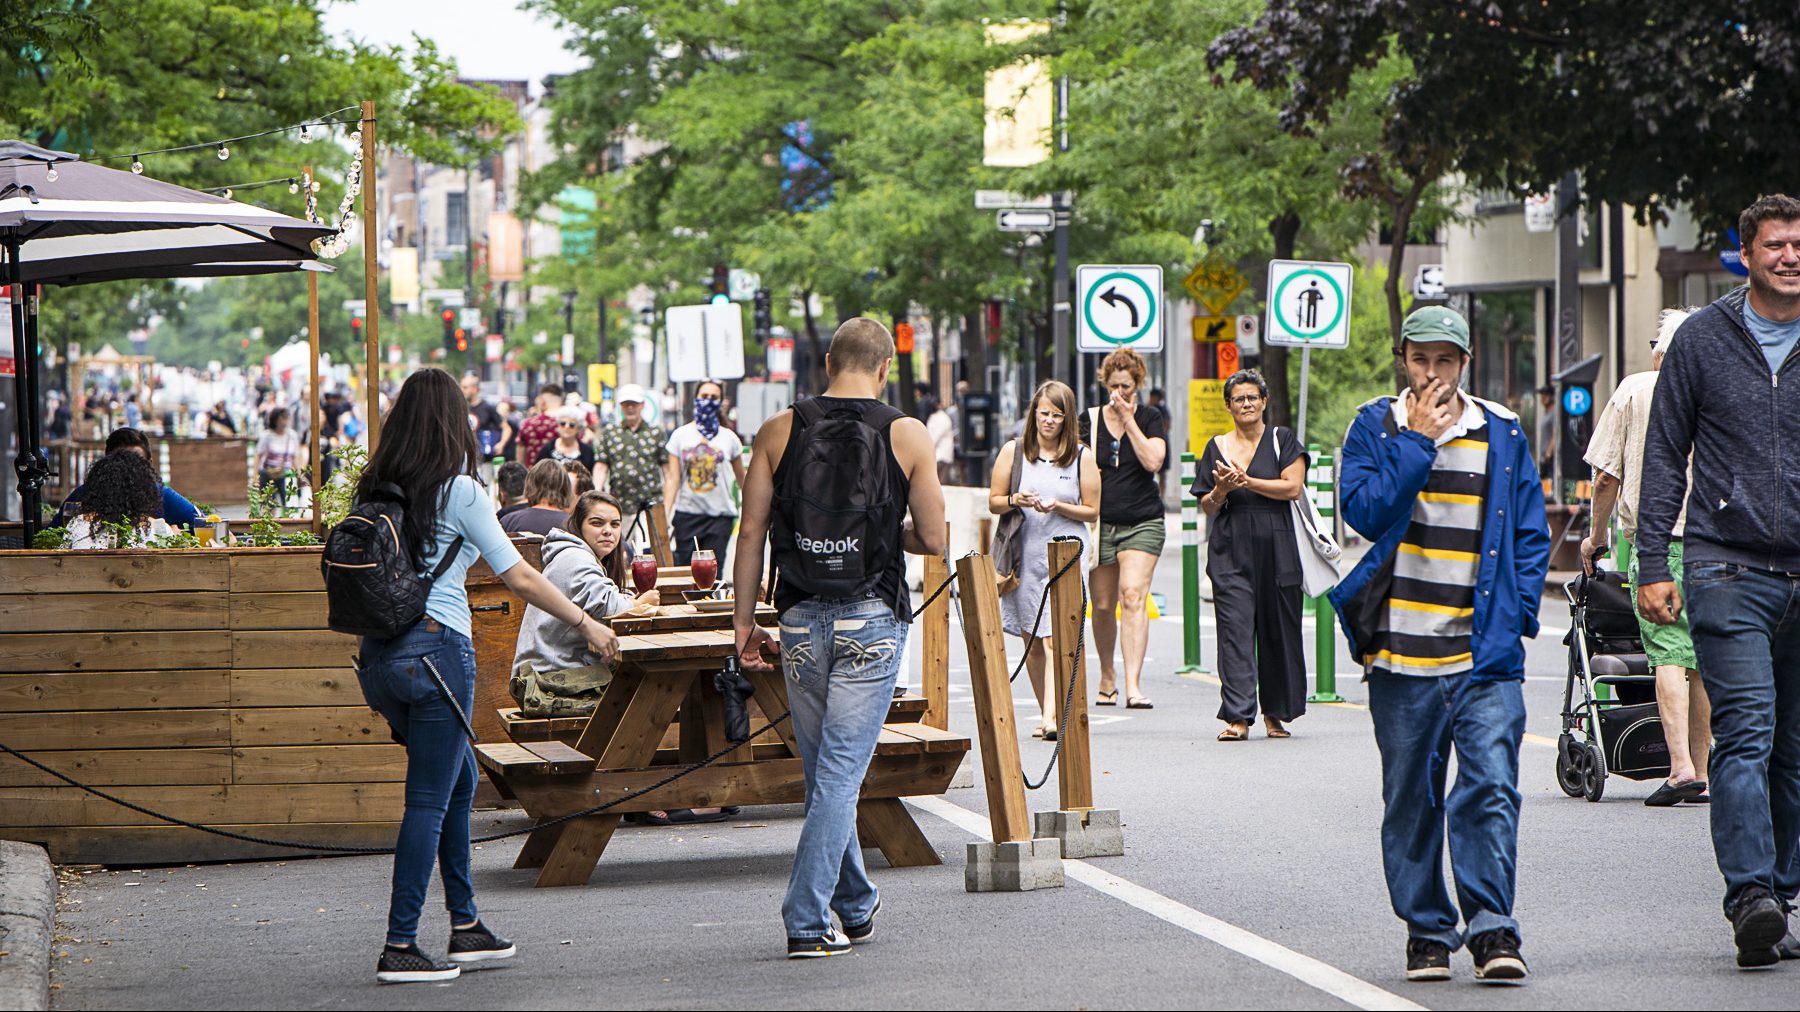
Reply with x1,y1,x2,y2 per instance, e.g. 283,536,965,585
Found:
1178,452,1206,675
1307,444,1344,702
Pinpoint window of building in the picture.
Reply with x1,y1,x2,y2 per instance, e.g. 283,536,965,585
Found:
1467,288,1542,440
445,192,467,249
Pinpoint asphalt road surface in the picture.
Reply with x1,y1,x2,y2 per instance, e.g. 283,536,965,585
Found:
50,557,1800,1009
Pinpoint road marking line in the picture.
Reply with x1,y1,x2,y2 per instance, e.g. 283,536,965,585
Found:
907,796,1428,1012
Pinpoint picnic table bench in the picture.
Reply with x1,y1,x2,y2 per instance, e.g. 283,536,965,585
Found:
471,599,970,888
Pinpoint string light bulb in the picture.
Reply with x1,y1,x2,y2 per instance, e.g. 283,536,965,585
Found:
45,166,58,182
288,179,300,194
131,156,143,174
221,188,232,200
217,144,230,161
298,123,313,143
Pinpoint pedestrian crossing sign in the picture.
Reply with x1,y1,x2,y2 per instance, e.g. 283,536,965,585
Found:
1264,259,1353,349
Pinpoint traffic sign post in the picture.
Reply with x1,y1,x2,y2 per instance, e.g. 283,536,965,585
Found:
666,302,747,382
1076,264,1163,353
1192,315,1234,343
1265,259,1354,445
996,208,1055,232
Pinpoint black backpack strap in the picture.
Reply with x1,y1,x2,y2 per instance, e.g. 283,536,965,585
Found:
427,535,466,583
792,397,825,431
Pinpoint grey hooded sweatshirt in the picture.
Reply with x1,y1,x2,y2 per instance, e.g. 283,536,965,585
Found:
512,528,633,675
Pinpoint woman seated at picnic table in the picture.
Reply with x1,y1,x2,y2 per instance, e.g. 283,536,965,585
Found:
510,490,733,826
58,427,203,530
511,490,658,719
498,458,575,537
63,449,177,549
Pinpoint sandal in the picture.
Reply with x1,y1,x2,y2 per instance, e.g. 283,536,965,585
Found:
1217,725,1248,742
1031,726,1046,739
1265,723,1292,739
1096,689,1119,707
1126,697,1154,709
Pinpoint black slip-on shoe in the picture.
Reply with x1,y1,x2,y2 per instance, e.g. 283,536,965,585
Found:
1469,929,1528,982
448,921,517,966
377,943,461,984
1729,888,1787,968
1644,779,1707,807
1404,938,1451,981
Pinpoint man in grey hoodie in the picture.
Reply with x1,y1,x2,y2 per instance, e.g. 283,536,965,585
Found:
1639,193,1800,967
511,528,634,718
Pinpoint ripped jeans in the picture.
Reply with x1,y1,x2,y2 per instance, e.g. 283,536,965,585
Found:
777,596,907,938
1367,672,1525,949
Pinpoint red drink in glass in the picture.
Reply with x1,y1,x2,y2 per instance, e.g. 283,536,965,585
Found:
690,549,717,592
631,555,659,595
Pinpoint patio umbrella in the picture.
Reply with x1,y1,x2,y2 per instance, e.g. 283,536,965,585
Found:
0,140,334,539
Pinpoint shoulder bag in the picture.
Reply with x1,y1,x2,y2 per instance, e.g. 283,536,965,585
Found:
1273,427,1343,597
991,439,1027,595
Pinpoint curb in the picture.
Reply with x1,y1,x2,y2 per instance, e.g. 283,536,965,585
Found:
0,841,56,1012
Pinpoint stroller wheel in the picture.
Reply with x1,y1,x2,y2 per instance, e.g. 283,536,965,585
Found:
1555,742,1586,797
1582,741,1608,802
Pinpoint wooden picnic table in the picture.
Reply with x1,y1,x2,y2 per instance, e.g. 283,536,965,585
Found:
477,609,969,888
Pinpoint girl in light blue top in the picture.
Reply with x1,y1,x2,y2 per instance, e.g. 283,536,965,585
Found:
351,368,618,984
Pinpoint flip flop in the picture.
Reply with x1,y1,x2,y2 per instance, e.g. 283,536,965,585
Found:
1031,726,1046,739
1096,690,1119,707
1126,697,1154,709
1265,725,1292,739
1217,726,1248,741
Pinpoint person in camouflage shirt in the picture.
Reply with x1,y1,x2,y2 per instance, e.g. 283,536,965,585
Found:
596,384,667,552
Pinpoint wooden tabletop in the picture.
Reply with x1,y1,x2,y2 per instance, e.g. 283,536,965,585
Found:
615,626,739,662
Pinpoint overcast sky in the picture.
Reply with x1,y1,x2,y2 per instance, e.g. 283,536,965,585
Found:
321,0,585,92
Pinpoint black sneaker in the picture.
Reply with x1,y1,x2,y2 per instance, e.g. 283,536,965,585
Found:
1404,938,1451,981
842,897,881,945
1779,930,1800,960
786,927,852,959
1469,928,1528,982
1728,887,1787,968
448,921,517,966
376,943,460,984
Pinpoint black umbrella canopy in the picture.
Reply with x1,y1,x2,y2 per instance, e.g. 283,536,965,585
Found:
0,141,334,282
0,140,340,541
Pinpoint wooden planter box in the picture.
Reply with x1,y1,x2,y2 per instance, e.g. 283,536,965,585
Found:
0,547,401,864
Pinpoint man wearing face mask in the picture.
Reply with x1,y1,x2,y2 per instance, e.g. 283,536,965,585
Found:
1329,306,1550,984
664,379,748,568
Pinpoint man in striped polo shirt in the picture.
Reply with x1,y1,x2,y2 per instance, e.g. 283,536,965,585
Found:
1331,306,1551,985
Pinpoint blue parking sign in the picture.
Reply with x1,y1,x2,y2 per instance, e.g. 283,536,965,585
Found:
1563,386,1592,417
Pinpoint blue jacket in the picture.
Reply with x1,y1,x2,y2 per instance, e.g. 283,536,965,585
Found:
1328,395,1551,680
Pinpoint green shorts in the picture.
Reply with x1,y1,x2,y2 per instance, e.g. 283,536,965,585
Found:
1097,517,1166,566
1628,539,1697,670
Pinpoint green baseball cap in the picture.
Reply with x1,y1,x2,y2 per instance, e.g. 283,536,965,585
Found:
1400,305,1470,352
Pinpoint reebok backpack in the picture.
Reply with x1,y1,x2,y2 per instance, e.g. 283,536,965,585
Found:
320,482,463,639
770,398,906,600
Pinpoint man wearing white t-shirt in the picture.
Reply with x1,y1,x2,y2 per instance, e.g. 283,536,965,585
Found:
663,379,746,567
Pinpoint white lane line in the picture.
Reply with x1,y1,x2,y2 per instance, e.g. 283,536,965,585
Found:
906,796,1428,1012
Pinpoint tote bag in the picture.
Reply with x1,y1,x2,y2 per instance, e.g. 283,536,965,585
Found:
1273,428,1343,597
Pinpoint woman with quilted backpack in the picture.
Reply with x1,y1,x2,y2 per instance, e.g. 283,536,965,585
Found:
349,368,618,984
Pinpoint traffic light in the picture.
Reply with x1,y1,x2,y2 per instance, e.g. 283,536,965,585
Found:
441,308,457,354
350,316,363,342
752,287,772,341
710,263,729,305
454,327,468,354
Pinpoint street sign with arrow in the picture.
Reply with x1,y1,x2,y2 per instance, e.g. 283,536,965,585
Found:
996,208,1055,233
1076,264,1163,352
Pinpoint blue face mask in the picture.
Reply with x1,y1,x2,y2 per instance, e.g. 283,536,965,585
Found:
694,396,721,437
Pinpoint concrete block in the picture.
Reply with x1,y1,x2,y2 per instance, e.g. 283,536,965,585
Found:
0,840,55,1012
948,756,976,789
964,838,1064,892
1033,809,1125,859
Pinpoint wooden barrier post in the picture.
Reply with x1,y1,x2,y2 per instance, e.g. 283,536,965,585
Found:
648,502,675,567
953,553,1030,845
359,100,382,451
1046,539,1092,812
920,523,951,730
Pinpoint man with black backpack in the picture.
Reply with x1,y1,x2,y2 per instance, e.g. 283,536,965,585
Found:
734,317,947,959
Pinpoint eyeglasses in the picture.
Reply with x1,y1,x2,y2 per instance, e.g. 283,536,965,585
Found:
1229,395,1264,406
557,421,580,429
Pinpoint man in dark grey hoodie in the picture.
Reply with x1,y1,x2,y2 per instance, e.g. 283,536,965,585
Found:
1639,193,1800,968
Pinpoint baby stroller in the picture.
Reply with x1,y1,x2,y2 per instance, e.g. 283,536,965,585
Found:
1556,561,1670,801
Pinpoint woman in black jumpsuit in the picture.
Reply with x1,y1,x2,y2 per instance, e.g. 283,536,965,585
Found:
1193,370,1310,741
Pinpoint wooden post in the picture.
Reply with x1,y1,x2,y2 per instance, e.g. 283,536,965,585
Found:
648,501,674,567
1047,538,1093,811
920,523,951,730
359,100,381,452
978,516,992,554
306,164,322,536
953,553,1031,844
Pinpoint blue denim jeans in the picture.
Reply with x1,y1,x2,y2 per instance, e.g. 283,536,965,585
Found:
777,596,907,938
356,619,480,947
1367,672,1525,949
1683,561,1800,912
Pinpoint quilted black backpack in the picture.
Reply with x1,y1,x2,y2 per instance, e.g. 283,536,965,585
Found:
320,482,463,638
